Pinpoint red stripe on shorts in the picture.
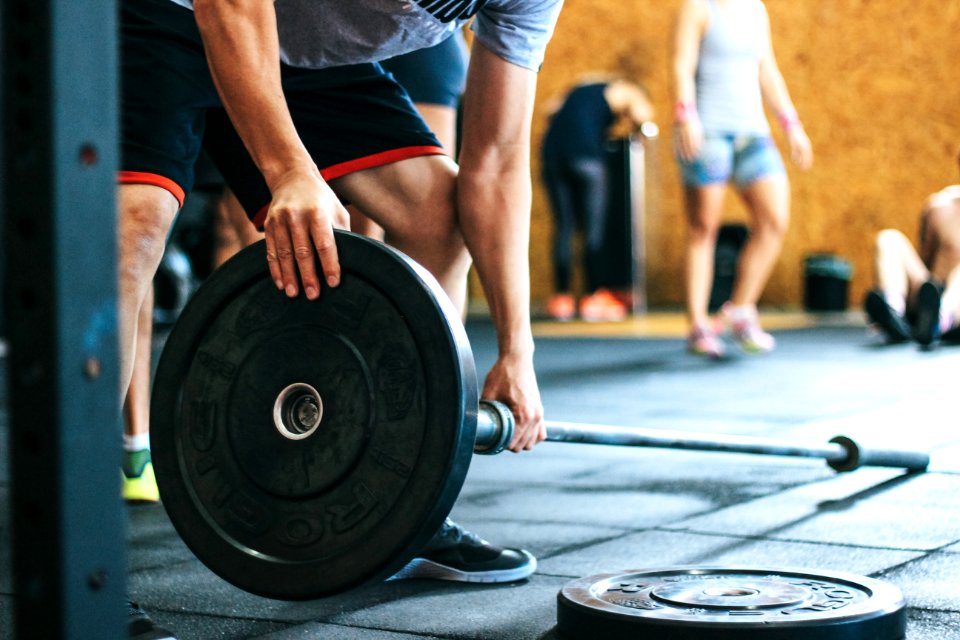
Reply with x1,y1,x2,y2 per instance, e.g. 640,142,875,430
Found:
251,145,446,231
320,145,446,181
118,171,186,207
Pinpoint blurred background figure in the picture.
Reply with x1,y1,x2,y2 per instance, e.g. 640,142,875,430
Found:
541,76,655,322
865,148,960,348
673,0,812,358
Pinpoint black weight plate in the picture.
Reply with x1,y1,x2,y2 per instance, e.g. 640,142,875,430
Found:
557,566,905,640
151,231,479,600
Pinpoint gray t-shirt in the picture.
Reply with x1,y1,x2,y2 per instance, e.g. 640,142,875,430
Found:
168,0,563,72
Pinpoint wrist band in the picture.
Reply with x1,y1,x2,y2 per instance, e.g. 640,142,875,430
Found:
777,109,801,130
674,101,698,123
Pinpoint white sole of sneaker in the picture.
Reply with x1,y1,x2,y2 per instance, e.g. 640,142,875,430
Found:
388,550,537,584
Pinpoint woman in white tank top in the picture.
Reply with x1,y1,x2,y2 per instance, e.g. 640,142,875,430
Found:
672,0,813,359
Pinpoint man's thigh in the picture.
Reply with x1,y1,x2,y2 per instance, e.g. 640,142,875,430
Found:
330,155,458,239
208,62,446,229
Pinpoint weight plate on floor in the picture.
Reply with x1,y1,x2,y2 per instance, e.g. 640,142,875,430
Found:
151,231,479,600
557,566,905,639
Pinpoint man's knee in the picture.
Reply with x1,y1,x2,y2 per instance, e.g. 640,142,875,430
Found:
118,185,180,285
389,165,465,254
404,202,469,273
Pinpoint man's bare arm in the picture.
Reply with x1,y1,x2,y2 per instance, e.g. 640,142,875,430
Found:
457,43,544,452
193,0,347,298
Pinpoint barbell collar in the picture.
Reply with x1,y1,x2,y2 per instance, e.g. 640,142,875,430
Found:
476,399,515,455
827,435,929,472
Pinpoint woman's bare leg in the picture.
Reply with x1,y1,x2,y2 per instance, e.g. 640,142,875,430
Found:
683,183,727,328
731,174,790,307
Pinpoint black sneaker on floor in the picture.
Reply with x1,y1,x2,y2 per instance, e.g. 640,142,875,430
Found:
864,290,911,343
913,281,942,347
390,518,536,584
128,600,177,640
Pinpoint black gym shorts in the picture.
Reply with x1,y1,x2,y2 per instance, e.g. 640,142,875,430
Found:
119,0,444,227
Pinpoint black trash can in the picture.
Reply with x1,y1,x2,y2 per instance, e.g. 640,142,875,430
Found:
804,254,853,312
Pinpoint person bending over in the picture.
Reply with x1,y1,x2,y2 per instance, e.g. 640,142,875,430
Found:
127,33,472,509
865,149,960,347
541,76,655,322
117,0,563,636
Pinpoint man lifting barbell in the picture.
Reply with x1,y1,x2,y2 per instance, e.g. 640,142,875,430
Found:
118,0,563,636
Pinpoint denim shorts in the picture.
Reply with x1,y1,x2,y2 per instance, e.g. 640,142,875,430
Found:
677,134,785,188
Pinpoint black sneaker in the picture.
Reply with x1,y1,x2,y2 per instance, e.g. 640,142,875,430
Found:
390,519,536,583
128,600,177,640
913,281,942,347
864,290,911,343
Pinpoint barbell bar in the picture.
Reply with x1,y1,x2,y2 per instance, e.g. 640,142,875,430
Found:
474,400,929,472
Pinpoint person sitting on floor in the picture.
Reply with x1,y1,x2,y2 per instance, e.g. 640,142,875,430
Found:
864,147,960,347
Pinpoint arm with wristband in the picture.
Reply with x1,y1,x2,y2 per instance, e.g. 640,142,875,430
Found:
672,0,707,162
757,4,813,170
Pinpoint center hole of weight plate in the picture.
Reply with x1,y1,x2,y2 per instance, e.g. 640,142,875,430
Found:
273,382,324,440
702,587,760,598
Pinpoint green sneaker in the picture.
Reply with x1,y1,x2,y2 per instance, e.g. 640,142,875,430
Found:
122,449,160,504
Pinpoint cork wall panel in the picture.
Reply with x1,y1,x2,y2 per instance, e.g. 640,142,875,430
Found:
527,0,960,309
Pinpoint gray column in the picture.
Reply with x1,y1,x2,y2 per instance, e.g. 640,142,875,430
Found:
3,1,126,638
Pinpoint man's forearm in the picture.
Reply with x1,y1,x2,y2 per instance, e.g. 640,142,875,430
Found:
193,0,316,187
193,0,345,299
457,44,537,358
458,168,535,358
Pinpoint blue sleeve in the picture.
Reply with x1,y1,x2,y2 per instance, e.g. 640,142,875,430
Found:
471,0,564,72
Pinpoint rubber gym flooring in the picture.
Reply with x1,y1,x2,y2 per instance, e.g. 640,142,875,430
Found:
2,311,960,639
